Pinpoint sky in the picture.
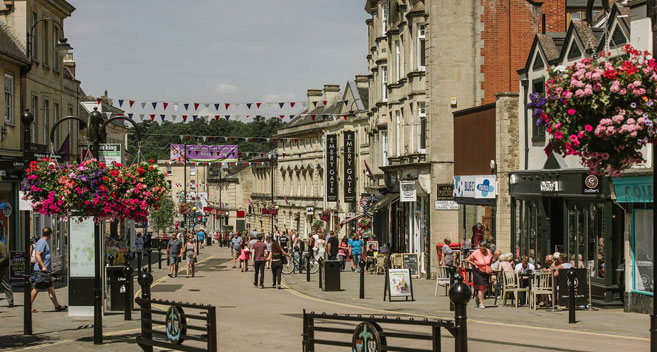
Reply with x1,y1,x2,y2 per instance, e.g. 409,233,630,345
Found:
66,0,370,108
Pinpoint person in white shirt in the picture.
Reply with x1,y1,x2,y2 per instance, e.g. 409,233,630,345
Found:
514,255,535,274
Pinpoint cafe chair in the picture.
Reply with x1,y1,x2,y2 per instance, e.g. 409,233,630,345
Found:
502,271,529,308
374,254,387,274
390,253,403,269
434,266,451,296
529,272,554,311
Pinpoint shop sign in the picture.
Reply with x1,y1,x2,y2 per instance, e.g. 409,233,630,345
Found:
453,176,496,199
326,134,338,202
434,200,459,210
436,184,453,200
306,207,314,215
9,251,25,280
343,131,356,203
582,174,601,194
400,181,417,202
82,144,122,165
540,180,560,192
612,176,653,203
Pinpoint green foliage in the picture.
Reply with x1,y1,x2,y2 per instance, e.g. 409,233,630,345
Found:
149,196,175,233
126,117,286,164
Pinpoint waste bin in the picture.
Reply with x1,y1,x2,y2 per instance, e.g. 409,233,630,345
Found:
106,265,133,311
323,260,341,291
206,235,212,246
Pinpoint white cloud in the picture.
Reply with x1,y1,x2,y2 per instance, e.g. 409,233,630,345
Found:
214,83,239,94
262,93,297,102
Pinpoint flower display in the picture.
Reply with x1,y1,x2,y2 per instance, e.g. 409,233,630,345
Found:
528,45,657,176
311,220,325,234
178,202,195,215
320,209,331,222
113,161,169,222
357,216,371,229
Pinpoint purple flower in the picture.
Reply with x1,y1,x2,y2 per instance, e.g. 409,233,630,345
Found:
630,102,637,109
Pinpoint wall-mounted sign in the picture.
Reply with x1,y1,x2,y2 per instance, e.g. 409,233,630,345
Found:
612,176,653,203
326,134,338,202
352,322,384,352
343,131,356,203
306,207,314,215
400,181,417,202
582,174,601,194
434,200,459,210
436,184,453,200
540,180,560,192
453,176,496,199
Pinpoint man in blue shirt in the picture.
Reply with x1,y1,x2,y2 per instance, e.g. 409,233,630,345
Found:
197,230,205,249
231,233,242,269
31,227,66,312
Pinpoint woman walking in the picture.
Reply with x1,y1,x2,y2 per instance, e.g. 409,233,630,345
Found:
183,235,197,278
466,242,493,309
349,234,364,272
267,241,290,289
315,233,326,261
238,240,250,272
338,237,349,271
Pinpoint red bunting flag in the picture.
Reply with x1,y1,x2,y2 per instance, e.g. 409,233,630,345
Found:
272,138,277,142
256,102,262,108
214,115,220,122
322,100,327,106
129,100,135,108
282,153,286,157
149,114,155,121
290,102,295,108
182,115,188,122
225,103,230,109
163,102,169,110
294,138,298,143
194,103,199,110
187,135,191,139
251,138,256,142
238,152,242,157
231,137,236,142
260,153,264,157
280,115,285,119
311,114,316,121
97,98,102,105
209,136,214,141
343,115,348,120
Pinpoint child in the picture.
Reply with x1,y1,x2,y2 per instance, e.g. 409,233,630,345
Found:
239,242,251,272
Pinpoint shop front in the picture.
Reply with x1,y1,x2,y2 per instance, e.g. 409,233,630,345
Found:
453,175,497,250
611,174,653,313
510,165,622,306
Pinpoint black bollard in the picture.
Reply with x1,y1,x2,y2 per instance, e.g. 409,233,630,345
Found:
449,275,472,352
138,271,154,352
318,258,323,290
147,246,152,273
449,266,457,312
157,247,162,270
359,260,365,299
136,249,142,278
306,253,311,282
567,269,576,324
123,264,134,320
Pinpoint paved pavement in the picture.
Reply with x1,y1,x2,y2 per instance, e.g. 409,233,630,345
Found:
0,244,650,351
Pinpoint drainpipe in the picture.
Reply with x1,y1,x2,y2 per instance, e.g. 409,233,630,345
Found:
521,78,529,170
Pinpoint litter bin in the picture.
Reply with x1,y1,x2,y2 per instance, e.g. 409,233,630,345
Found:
206,235,212,246
323,260,341,291
106,265,133,311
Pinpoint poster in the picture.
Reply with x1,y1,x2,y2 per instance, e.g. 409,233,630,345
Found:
326,134,338,202
388,269,413,297
402,253,419,278
81,144,122,165
170,144,238,163
366,240,379,252
70,217,95,277
9,251,25,280
343,131,356,203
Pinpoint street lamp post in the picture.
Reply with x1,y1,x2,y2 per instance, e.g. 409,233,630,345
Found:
269,155,277,235
21,110,33,336
27,18,72,61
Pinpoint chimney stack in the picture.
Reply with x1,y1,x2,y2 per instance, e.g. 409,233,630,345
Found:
355,75,369,90
63,52,76,77
307,89,323,109
323,84,341,104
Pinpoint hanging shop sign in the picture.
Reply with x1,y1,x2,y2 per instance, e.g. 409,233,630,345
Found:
436,184,454,200
582,174,601,194
612,176,653,203
326,134,338,202
306,207,314,215
453,176,496,199
400,181,417,202
81,144,122,165
343,131,356,203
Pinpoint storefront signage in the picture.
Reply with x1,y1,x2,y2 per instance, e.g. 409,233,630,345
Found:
540,180,560,192
9,251,25,280
402,253,419,278
343,131,356,203
582,174,601,194
326,134,338,202
453,176,496,199
612,176,653,203
400,181,417,202
436,184,453,200
82,144,122,165
434,200,459,210
306,207,314,215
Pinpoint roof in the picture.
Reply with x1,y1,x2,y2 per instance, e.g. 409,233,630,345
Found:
536,33,564,62
0,24,28,65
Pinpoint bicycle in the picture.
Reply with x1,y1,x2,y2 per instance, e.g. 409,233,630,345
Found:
282,251,319,275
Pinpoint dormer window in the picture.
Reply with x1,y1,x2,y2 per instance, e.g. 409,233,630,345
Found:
567,42,582,60
532,52,544,70
610,25,627,47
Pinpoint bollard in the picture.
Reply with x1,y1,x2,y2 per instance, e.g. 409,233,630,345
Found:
359,260,365,299
136,249,142,278
158,247,162,270
138,271,154,352
449,275,471,352
147,246,152,273
567,269,576,324
123,264,134,321
449,265,457,312
306,253,311,282
318,258,323,290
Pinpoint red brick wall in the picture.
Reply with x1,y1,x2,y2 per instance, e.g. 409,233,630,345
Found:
479,0,566,105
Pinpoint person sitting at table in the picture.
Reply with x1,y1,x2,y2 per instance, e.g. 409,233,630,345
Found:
542,254,554,273
552,253,572,277
514,255,535,275
570,254,585,269
364,244,376,273
490,250,502,272
493,253,514,296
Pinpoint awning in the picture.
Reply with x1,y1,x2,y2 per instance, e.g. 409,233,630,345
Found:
340,213,364,226
368,193,400,213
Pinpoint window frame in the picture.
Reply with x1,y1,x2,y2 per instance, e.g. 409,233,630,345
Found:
381,65,388,102
4,74,13,123
381,4,388,36
531,78,546,143
395,40,401,82
31,96,38,144
417,102,427,153
53,27,60,71
42,99,49,146
396,110,401,157
381,130,389,167
417,24,426,71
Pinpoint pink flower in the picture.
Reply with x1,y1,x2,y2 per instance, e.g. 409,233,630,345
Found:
567,109,576,115
584,124,593,132
554,131,563,139
601,153,610,160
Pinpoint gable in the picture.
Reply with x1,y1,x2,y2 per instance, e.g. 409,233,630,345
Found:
567,39,582,60
532,50,545,70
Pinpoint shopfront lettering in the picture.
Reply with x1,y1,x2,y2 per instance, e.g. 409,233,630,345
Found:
326,134,338,202
623,185,653,203
540,180,559,192
343,131,356,202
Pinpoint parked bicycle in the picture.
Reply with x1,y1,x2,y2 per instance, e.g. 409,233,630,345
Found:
282,252,319,275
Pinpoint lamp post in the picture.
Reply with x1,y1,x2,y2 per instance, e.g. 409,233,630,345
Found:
48,107,141,345
269,154,277,234
27,18,73,61
21,110,33,336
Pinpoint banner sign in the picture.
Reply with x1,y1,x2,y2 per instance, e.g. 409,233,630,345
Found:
556,268,590,307
70,217,96,277
326,134,338,202
453,176,496,199
170,144,238,163
99,144,122,165
400,181,417,202
343,131,356,203
9,251,25,280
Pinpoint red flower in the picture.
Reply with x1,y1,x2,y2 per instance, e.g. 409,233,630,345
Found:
148,159,154,163
149,166,154,170
114,162,122,168
99,162,106,169
137,167,146,175
109,169,120,177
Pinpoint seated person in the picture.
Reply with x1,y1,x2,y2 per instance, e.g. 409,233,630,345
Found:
365,244,376,273
542,254,554,273
379,243,391,255
514,255,535,275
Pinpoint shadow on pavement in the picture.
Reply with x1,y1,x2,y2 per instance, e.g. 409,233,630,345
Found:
0,333,55,349
76,332,139,344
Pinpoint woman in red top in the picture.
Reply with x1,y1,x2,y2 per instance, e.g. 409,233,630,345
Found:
466,242,493,309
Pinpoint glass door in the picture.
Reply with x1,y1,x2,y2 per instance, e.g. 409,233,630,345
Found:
566,203,587,270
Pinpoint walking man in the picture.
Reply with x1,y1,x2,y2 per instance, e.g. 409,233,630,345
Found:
167,232,183,278
197,229,205,249
252,233,267,288
0,237,14,307
327,232,339,261
31,227,66,312
231,232,242,269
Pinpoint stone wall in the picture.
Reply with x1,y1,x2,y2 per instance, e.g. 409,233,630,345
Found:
495,92,519,253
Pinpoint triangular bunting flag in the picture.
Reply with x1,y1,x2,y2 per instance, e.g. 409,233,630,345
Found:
294,139,299,144
311,114,316,121
289,115,295,119
163,102,169,110
129,100,135,108
139,114,145,120
282,153,286,158
322,100,327,106
280,115,285,119
118,99,124,107
105,112,112,119
279,103,284,108
149,114,155,121
96,98,101,105
290,102,295,108
246,103,252,109
194,103,199,110
152,102,157,109
203,136,207,142
209,136,214,141
174,103,179,111
343,114,348,120
192,115,198,121
182,115,188,122
214,103,220,110
322,114,328,119
225,115,230,120
344,100,349,106
312,101,318,108
214,115,220,122
128,113,133,119
225,103,230,109
184,103,189,111
160,114,166,122
171,115,177,121
204,104,210,109
141,102,147,109
256,102,262,108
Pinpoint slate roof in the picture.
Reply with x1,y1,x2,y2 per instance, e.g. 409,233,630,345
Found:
0,25,28,65
536,33,565,62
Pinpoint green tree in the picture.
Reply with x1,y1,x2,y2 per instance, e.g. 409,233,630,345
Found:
149,196,175,234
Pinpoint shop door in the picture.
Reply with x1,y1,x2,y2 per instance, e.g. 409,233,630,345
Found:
566,202,605,302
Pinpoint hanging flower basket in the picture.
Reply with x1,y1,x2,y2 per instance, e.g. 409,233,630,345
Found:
311,220,324,234
357,216,371,229
320,209,331,222
529,45,657,176
178,202,195,215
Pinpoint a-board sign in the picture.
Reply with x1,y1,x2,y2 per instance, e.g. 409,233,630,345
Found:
9,251,25,280
384,268,414,301
402,253,419,278
556,268,590,307
366,240,379,252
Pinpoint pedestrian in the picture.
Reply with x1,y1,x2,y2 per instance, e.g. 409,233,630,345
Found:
265,235,273,269
135,233,144,260
31,227,66,312
197,229,205,249
337,237,349,271
465,241,493,309
308,236,316,259
441,238,454,267
278,230,290,253
251,233,267,288
0,237,14,307
327,232,339,261
268,241,290,289
183,235,197,278
167,232,183,278
349,234,364,272
231,233,242,269
315,233,326,260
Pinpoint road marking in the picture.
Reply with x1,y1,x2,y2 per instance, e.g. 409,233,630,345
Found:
281,279,649,342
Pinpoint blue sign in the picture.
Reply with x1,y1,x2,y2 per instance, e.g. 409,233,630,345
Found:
612,176,653,203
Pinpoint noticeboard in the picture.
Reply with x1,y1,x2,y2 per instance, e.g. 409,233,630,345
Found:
9,251,26,280
402,253,419,278
556,268,590,307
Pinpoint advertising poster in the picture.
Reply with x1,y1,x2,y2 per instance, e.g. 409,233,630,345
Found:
366,240,379,252
388,269,412,297
70,217,95,277
9,251,25,280
170,144,238,163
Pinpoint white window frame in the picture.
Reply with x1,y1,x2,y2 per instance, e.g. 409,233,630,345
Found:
190,166,196,176
381,130,389,167
395,40,401,82
396,110,401,157
53,103,59,148
417,102,427,153
4,74,13,123
381,4,388,36
381,65,388,102
43,99,49,146
417,24,426,71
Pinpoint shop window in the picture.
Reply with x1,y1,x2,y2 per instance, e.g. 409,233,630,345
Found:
417,102,427,153
532,79,545,142
633,208,653,293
